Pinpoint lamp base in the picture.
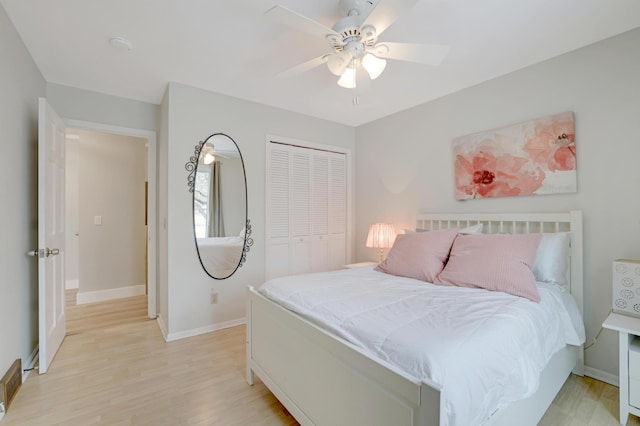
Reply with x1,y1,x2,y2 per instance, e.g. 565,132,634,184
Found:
378,248,385,264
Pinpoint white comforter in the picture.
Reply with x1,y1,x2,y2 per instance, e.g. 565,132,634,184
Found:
258,266,585,426
196,236,244,277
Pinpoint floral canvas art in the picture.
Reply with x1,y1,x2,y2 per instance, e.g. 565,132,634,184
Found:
453,112,576,200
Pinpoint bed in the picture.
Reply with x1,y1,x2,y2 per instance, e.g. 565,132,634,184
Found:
246,211,585,426
196,235,244,277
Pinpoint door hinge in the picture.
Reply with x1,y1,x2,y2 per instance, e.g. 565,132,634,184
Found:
27,249,44,258
27,248,59,258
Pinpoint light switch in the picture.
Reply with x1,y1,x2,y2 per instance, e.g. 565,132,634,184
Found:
94,215,102,225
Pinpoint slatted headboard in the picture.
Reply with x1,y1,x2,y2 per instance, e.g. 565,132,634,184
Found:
415,211,583,309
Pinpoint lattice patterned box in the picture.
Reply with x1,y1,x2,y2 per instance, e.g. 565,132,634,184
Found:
613,259,640,318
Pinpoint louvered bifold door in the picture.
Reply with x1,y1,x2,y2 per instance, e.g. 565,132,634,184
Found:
267,141,349,278
310,151,329,272
267,144,290,279
329,152,347,270
290,147,311,275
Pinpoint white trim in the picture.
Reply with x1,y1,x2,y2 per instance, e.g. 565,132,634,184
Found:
64,119,157,319
65,279,78,290
164,318,246,342
156,315,169,341
265,133,353,155
76,284,145,305
585,366,619,386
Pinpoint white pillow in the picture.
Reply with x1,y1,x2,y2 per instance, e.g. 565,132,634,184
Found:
532,232,571,288
403,223,483,235
460,223,483,234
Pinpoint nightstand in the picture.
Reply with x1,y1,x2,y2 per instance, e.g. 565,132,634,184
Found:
603,312,640,425
343,261,377,269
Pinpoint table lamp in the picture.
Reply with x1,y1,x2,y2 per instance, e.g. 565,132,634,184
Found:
366,223,396,263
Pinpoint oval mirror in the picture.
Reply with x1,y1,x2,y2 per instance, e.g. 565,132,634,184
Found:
186,133,252,279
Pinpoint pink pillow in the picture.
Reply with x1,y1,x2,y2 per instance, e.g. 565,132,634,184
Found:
375,228,459,282
433,233,543,302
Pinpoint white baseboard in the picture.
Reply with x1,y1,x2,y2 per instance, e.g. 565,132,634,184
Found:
65,279,79,290
584,366,619,387
164,317,246,342
76,284,145,305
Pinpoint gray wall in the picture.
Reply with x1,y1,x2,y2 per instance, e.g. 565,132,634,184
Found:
46,83,159,132
161,82,355,337
0,4,46,375
76,130,147,294
355,28,640,379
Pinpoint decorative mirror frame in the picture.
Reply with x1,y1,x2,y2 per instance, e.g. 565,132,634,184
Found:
185,133,253,279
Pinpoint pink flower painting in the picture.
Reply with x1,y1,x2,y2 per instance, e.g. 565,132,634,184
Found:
454,112,576,200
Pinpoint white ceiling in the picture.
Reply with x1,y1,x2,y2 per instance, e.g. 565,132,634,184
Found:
3,0,640,126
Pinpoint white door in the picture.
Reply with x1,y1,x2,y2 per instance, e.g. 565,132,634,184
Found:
290,147,310,275
37,98,66,374
328,153,347,270
266,144,291,279
310,151,329,272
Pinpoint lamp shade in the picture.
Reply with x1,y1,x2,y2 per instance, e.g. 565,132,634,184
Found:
327,51,351,76
337,67,357,89
366,223,396,249
361,53,386,80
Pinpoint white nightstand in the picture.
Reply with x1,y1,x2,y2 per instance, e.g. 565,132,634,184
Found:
343,261,377,269
603,312,640,425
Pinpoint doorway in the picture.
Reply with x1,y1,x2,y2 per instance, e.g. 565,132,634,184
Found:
63,121,157,333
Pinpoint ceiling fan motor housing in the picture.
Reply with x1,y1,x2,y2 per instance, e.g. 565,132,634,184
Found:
338,0,371,16
345,40,365,61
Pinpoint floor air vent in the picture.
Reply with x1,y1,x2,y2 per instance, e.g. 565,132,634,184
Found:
0,359,22,411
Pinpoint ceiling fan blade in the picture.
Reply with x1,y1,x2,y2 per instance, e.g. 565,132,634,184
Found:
372,42,450,66
361,0,420,36
265,5,340,39
277,55,328,78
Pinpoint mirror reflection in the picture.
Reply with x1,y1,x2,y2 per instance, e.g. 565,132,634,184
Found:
191,133,249,279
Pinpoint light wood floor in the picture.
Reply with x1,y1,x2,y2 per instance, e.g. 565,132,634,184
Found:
3,296,638,425
65,289,149,335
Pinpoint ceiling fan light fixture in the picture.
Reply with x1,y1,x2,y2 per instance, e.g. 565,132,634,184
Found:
362,53,386,80
337,67,357,89
203,152,216,165
327,54,347,76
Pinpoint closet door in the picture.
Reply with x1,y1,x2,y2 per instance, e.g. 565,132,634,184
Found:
310,151,329,273
290,147,310,275
266,144,290,279
329,152,347,270
266,140,349,279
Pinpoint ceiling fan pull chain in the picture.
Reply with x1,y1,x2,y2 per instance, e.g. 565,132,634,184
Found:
352,68,359,106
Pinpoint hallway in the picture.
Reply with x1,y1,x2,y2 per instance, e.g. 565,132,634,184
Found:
65,290,149,335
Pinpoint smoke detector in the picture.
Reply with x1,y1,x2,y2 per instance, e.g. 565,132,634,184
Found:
108,37,133,52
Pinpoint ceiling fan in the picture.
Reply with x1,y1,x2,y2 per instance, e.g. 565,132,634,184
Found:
199,144,235,165
265,0,450,88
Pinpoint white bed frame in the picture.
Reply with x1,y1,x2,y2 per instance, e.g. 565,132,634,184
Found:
247,211,584,426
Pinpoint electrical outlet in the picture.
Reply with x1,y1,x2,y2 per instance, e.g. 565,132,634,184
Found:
210,291,218,304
